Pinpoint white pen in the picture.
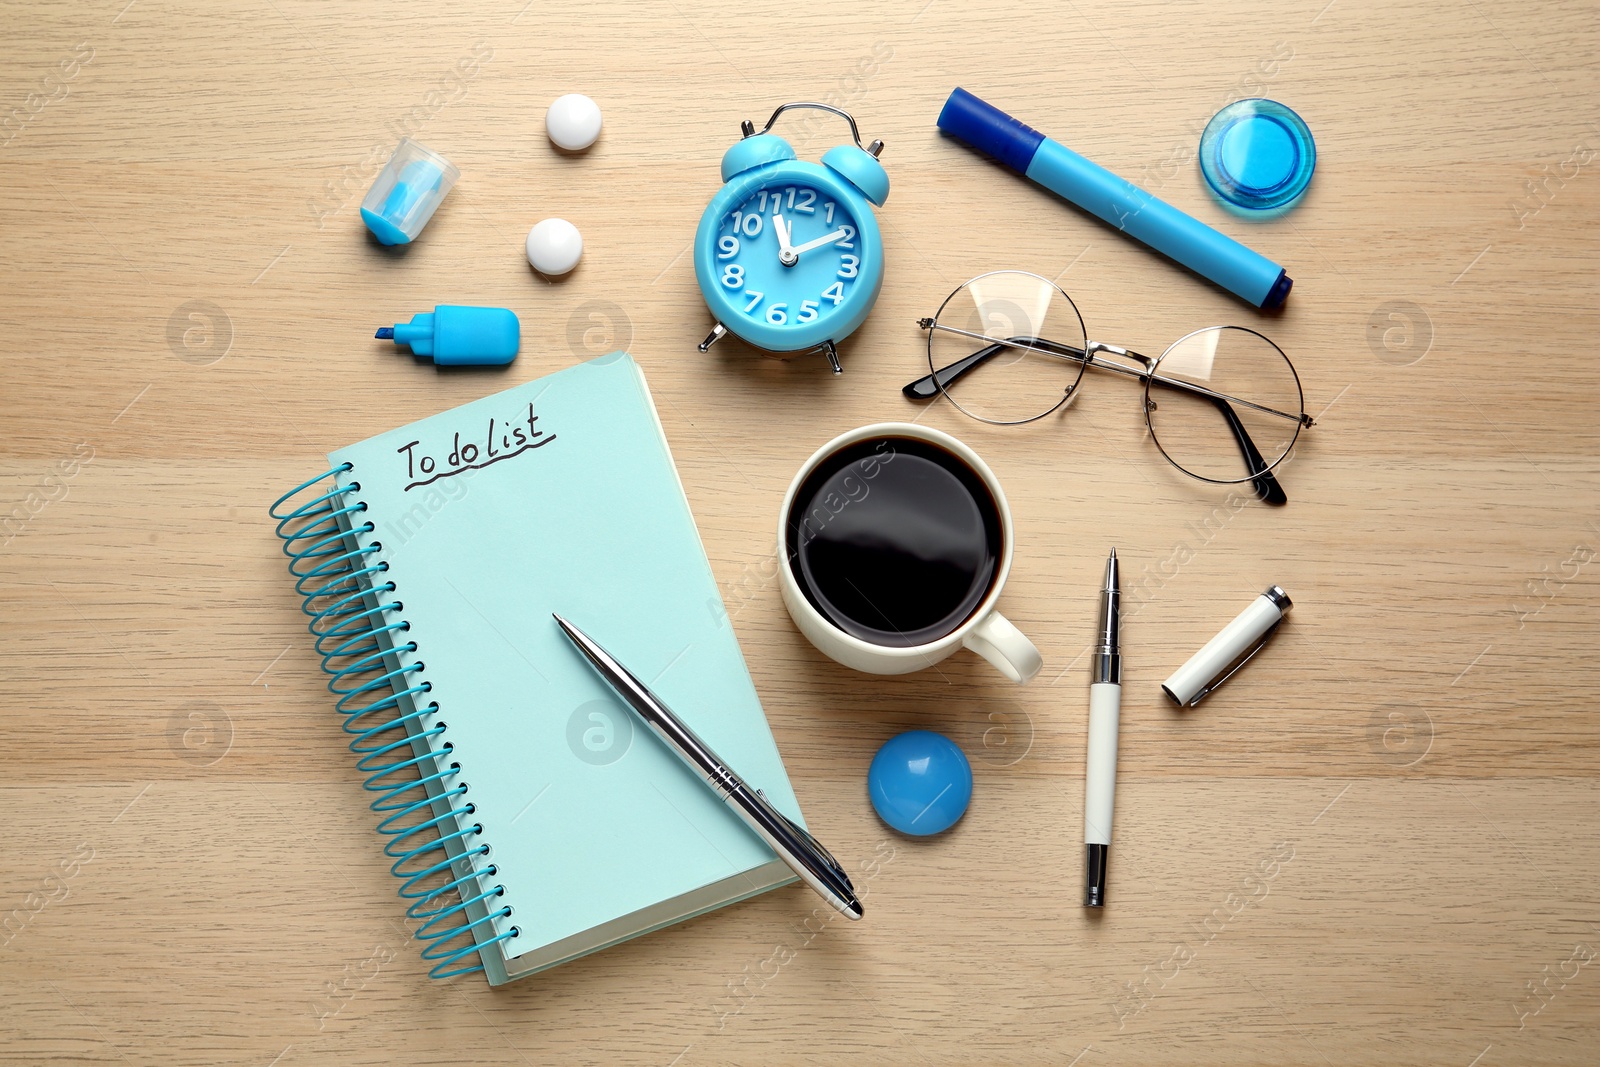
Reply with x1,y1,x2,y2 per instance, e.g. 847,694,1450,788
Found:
1084,548,1121,907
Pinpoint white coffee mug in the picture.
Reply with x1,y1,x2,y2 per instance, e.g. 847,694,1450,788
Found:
776,423,1043,684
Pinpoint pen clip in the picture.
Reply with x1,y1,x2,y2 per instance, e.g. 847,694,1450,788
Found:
789,816,851,883
761,790,847,877
1188,618,1282,707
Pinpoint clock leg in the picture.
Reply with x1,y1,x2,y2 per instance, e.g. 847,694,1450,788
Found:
821,340,843,375
697,321,728,352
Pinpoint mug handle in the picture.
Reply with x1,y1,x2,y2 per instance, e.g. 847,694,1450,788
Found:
963,612,1043,684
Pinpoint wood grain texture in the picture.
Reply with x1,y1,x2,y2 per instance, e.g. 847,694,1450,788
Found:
2,0,1597,1064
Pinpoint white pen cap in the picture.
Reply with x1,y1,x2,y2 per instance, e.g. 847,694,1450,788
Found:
1162,586,1292,707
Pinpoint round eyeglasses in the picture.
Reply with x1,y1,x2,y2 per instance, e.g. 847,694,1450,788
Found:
903,270,1314,504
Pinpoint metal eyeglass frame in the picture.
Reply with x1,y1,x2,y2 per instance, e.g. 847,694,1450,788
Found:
903,272,1314,505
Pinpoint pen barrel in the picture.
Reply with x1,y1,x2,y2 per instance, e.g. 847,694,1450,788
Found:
1091,651,1120,686
1085,843,1109,908
1162,592,1287,706
723,781,862,920
1023,140,1287,308
640,707,740,800
1084,682,1120,846
1092,585,1121,684
649,710,861,919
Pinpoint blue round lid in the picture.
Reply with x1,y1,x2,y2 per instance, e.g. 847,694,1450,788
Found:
1199,99,1315,212
867,730,972,836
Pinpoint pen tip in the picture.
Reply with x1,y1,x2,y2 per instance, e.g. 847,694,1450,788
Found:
1108,547,1116,560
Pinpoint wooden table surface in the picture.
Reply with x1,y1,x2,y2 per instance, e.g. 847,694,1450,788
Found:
4,1,1597,1064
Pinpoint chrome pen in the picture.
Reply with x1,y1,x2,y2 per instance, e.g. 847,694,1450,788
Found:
1084,548,1121,907
552,613,863,920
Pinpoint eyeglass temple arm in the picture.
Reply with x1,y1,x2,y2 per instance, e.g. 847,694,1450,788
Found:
901,338,1018,399
1200,389,1288,506
902,330,1112,401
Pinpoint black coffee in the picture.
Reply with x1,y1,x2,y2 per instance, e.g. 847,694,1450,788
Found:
785,436,1003,647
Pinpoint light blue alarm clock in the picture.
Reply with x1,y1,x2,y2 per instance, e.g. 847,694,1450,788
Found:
694,103,889,374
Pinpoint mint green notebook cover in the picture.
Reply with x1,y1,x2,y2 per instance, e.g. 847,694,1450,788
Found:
328,354,801,983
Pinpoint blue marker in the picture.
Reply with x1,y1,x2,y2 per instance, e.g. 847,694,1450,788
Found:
936,87,1292,309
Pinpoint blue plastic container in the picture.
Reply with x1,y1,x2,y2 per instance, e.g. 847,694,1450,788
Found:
1199,99,1316,213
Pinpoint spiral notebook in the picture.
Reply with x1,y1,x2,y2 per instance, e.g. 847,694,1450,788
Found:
271,353,803,985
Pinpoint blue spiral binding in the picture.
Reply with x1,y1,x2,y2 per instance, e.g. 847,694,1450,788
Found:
271,465,519,980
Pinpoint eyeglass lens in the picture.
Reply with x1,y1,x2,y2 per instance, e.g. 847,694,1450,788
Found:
925,271,1088,425
1144,326,1304,485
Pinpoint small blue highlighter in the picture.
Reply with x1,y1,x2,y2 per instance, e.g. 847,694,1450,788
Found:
376,306,520,366
937,88,1293,309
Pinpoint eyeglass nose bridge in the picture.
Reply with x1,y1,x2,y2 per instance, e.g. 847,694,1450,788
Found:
1084,340,1156,375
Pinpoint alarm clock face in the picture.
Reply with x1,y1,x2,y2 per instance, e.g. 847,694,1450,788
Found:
711,182,865,340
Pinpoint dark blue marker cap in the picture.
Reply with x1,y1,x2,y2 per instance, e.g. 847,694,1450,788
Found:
937,87,1044,174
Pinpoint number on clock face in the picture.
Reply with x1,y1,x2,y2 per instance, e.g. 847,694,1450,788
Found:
716,184,860,327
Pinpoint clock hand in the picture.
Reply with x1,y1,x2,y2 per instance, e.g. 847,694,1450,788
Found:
788,227,850,258
774,214,797,266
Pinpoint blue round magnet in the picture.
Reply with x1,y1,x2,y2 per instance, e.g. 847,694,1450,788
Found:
1199,99,1316,213
867,730,972,836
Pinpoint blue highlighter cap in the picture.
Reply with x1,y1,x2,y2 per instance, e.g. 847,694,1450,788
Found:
360,138,460,245
868,730,973,836
1199,99,1316,213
